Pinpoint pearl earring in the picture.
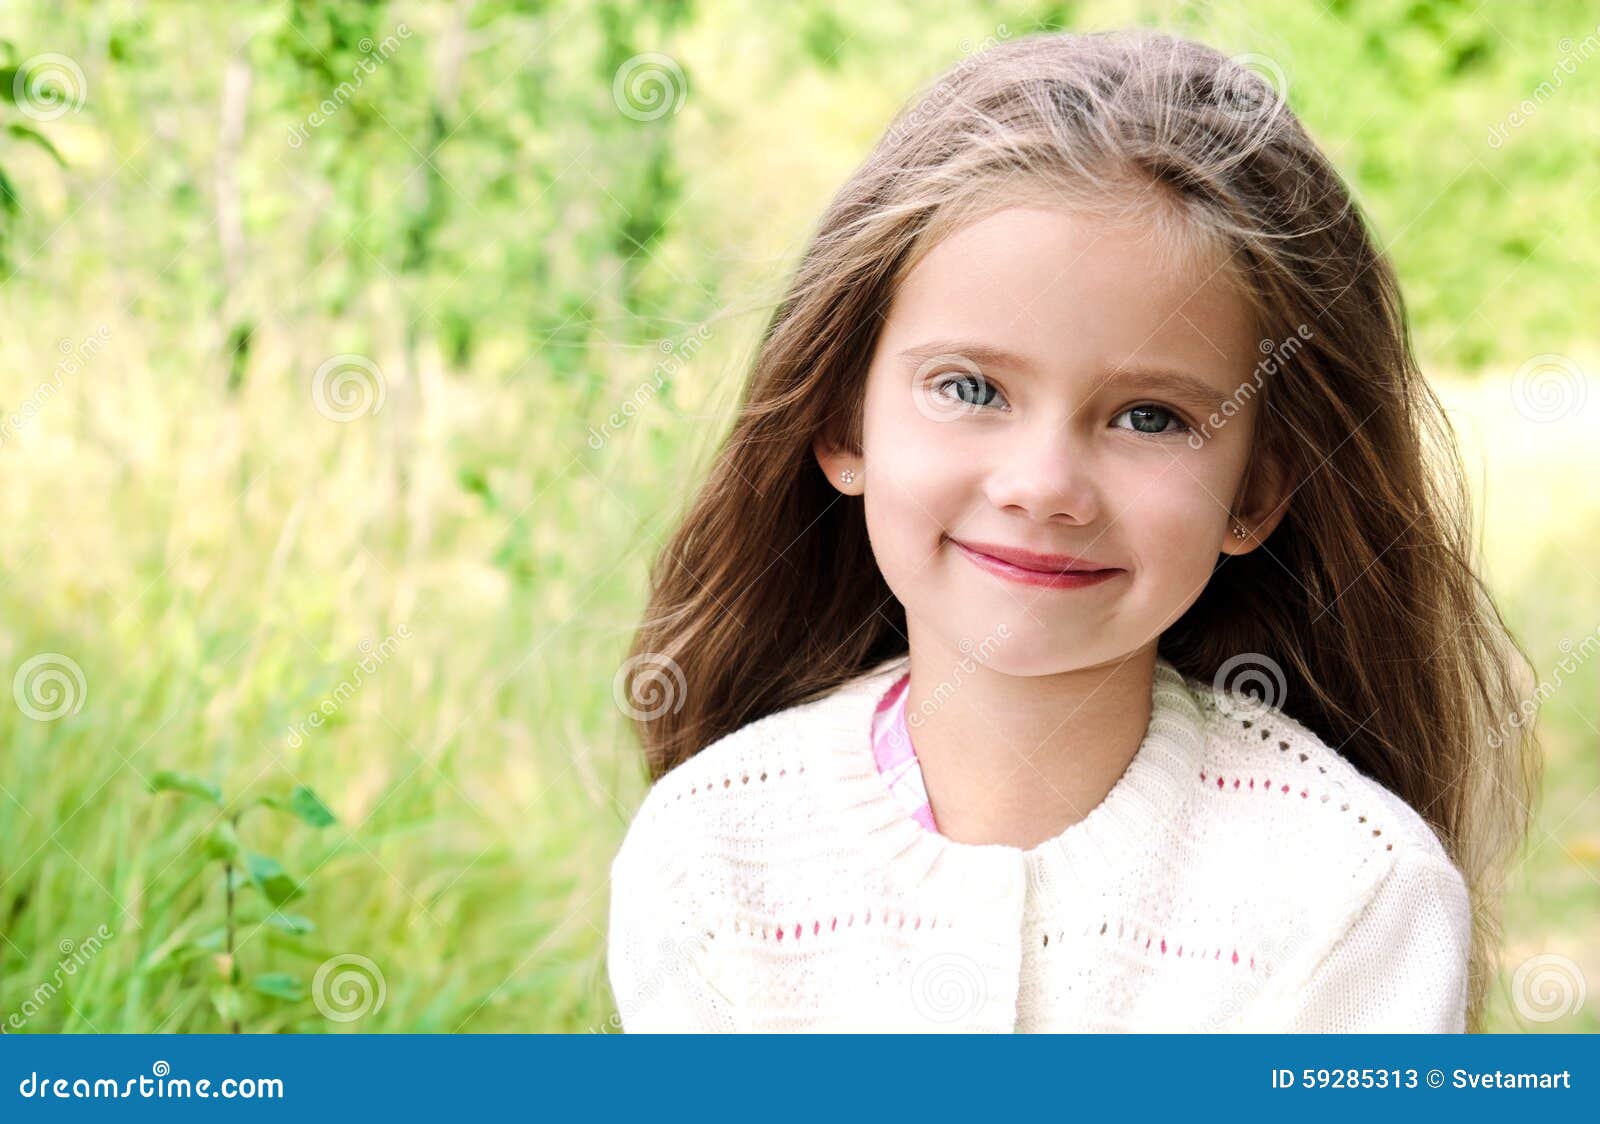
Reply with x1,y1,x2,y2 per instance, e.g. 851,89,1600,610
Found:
1231,523,1248,540
840,469,856,485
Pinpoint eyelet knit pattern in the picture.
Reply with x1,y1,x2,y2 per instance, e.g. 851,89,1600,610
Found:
607,654,1472,1032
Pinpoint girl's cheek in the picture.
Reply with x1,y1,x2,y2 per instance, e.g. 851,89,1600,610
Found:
1125,474,1227,570
871,412,968,496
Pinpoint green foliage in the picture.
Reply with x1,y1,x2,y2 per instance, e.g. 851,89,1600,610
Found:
146,773,338,1032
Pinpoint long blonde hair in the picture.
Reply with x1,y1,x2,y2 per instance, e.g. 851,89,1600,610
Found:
624,28,1540,1032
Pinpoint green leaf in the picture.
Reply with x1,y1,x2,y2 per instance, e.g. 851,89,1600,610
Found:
138,929,218,973
245,852,302,906
147,770,222,805
205,819,243,863
209,982,243,1024
193,927,227,953
5,123,65,165
263,912,315,936
251,972,305,1001
258,785,336,828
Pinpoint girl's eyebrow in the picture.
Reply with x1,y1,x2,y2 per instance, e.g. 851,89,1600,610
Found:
897,339,1230,413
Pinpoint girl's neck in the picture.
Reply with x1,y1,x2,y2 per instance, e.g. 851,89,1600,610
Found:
902,634,1159,850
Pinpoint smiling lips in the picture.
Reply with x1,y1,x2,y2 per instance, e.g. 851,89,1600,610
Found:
950,537,1123,590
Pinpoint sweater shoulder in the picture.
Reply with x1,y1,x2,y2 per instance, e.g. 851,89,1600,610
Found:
611,662,889,884
1159,676,1467,985
1181,673,1457,872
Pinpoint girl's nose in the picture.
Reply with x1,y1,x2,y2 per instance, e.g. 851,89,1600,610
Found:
981,421,1102,525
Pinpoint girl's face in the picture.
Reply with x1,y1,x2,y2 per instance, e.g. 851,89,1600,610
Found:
818,204,1289,675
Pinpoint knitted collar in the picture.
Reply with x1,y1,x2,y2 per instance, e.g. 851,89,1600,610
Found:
812,652,1211,900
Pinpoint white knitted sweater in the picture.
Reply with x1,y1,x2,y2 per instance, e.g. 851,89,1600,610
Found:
607,654,1472,1032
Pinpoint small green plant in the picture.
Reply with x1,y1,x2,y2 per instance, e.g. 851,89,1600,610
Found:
142,770,337,1032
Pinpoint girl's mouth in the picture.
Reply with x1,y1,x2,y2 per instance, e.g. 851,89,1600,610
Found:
950,539,1123,590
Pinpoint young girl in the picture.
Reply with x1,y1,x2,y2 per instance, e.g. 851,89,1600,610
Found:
607,28,1540,1033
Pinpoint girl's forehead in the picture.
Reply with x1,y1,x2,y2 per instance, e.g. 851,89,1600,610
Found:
877,205,1257,374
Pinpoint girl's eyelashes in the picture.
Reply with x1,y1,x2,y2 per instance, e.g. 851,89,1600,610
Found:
925,372,1195,437
1110,403,1193,436
930,371,1005,410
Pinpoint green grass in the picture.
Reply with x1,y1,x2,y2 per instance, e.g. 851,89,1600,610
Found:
1,339,1594,1032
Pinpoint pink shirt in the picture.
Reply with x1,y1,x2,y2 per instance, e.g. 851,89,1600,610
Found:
869,671,939,833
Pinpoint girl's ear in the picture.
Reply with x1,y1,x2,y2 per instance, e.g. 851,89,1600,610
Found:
812,432,864,495
1221,452,1294,556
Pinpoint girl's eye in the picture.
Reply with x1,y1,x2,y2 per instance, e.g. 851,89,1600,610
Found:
1112,404,1190,436
931,373,1005,410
